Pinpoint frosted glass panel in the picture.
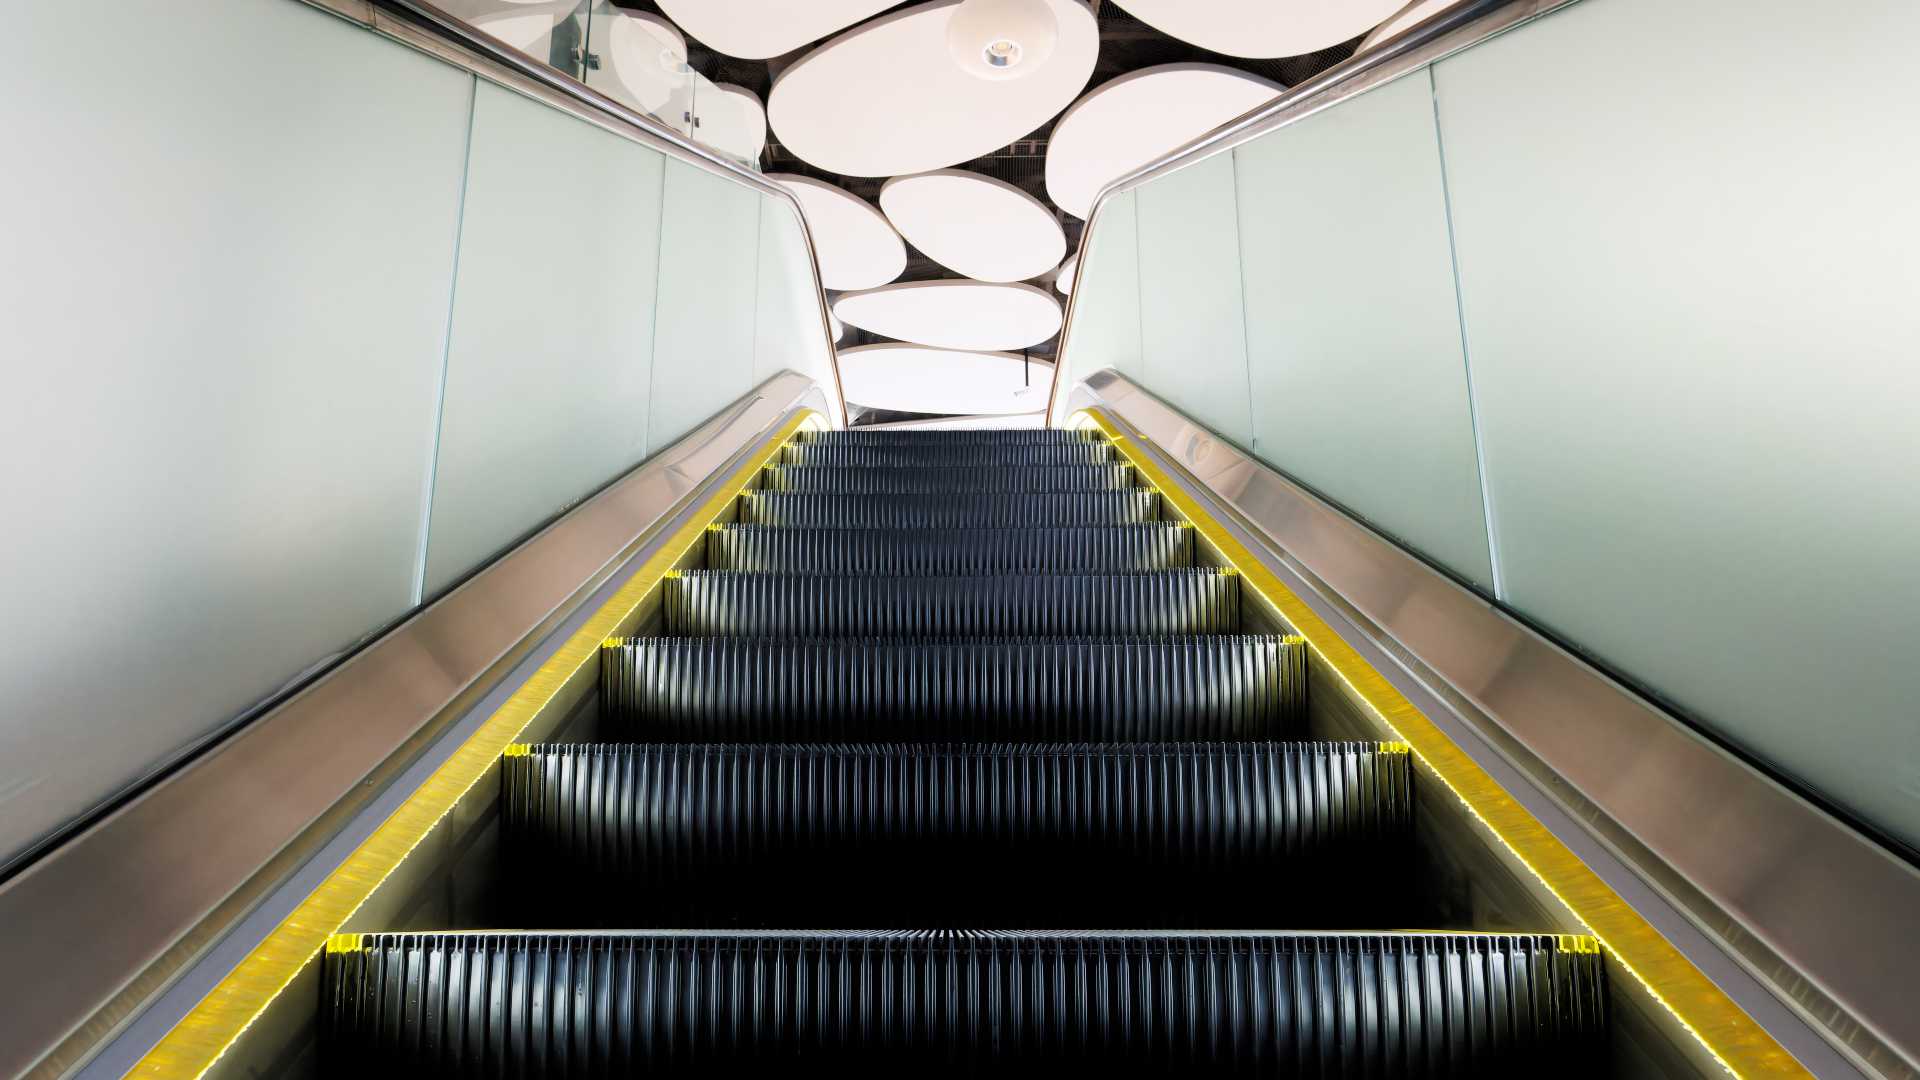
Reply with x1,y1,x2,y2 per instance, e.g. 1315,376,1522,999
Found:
754,199,834,391
1436,0,1920,845
0,1,471,863
424,82,666,595
651,159,763,449
1066,190,1142,385
1133,155,1252,446
1234,73,1492,587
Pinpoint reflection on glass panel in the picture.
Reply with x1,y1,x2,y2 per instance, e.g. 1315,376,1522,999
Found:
449,0,590,76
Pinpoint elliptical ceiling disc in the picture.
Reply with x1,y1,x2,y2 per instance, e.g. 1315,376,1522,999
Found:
699,84,768,164
834,281,1063,351
880,170,1066,283
593,11,688,114
768,0,1100,177
654,0,900,60
1045,63,1283,219
840,343,1053,415
1055,253,1078,294
1109,0,1408,58
768,174,906,291
1358,0,1463,53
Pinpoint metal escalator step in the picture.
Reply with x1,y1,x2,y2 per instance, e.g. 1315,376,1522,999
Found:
706,524,1193,574
664,570,1237,637
600,636,1305,739
793,428,1104,445
781,442,1115,467
503,740,1409,878
759,463,1137,494
323,930,1607,1075
738,490,1161,527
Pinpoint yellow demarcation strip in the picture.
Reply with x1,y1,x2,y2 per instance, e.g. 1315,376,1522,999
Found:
1077,409,1809,1079
135,411,813,1078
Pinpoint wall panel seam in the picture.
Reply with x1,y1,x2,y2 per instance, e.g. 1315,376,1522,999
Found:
1426,64,1504,597
642,163,670,458
1229,151,1259,452
411,73,480,605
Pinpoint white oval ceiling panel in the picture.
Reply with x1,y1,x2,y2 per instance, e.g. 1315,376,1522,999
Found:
1045,63,1282,219
840,343,1053,415
768,0,1099,177
697,83,767,163
655,0,901,60
768,174,906,291
834,281,1063,351
1110,0,1408,58
880,170,1066,283
1358,0,1463,53
1055,253,1078,294
595,11,688,114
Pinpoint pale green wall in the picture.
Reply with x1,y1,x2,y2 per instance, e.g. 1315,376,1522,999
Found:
0,0,831,866
1061,0,1920,850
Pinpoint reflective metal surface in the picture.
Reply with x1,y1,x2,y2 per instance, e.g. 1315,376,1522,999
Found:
1072,371,1920,1079
1043,0,1576,424
316,0,847,425
0,374,829,1079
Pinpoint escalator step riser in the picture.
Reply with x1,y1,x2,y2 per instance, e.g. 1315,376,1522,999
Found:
663,571,1238,637
706,525,1193,574
759,464,1138,494
739,491,1162,528
600,636,1306,739
781,443,1115,467
793,428,1105,445
503,741,1410,872
323,931,1608,1075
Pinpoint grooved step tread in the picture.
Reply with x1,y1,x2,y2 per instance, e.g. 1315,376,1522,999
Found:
323,931,1608,1076
705,524,1194,574
782,442,1116,467
738,490,1163,528
601,635,1305,740
663,570,1238,637
759,463,1138,494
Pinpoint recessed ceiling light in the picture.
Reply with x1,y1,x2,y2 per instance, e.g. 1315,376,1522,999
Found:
946,0,1059,81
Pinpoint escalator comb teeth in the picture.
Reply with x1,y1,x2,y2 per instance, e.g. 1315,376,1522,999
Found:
793,428,1105,445
323,930,1607,1075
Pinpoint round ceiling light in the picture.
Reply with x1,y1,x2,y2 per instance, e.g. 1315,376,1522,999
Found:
767,0,1098,177
946,0,1059,81
833,280,1063,351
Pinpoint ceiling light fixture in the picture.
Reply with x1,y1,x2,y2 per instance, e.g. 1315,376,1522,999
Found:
946,0,1058,81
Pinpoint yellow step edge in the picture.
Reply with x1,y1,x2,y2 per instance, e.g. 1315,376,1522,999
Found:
134,410,813,1078
1076,407,1807,1080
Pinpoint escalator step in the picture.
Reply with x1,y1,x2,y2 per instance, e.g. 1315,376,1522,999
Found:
759,463,1137,494
706,524,1193,574
663,570,1238,637
793,428,1104,445
781,442,1115,467
323,930,1607,1075
738,490,1161,528
600,636,1305,740
503,740,1409,875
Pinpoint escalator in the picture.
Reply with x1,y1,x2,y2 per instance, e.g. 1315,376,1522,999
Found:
316,427,1611,1075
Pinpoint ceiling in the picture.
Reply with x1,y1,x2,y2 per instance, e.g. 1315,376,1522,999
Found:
591,0,1433,423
